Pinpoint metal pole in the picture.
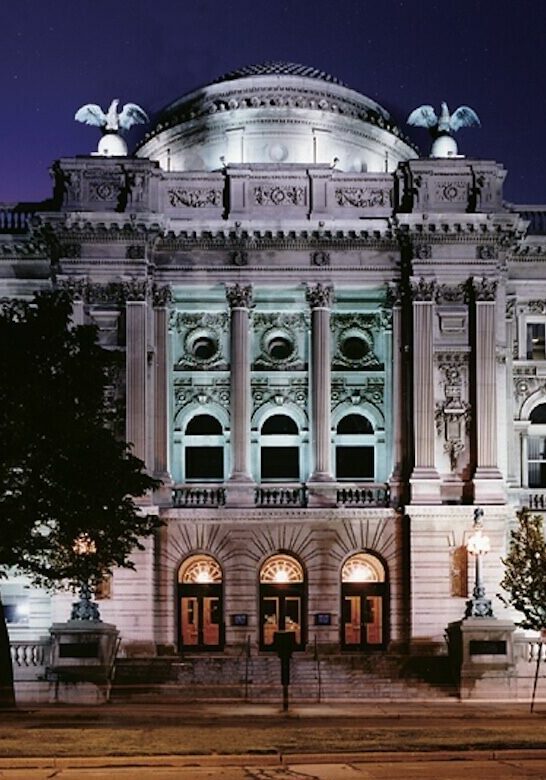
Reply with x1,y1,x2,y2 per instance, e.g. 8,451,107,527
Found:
531,641,542,714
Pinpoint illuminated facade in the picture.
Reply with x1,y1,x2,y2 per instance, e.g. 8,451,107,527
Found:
2,64,546,691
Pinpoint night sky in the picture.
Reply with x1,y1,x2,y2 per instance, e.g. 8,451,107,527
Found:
1,0,544,205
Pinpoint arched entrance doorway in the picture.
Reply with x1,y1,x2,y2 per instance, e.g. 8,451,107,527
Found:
341,552,388,650
259,554,305,651
177,554,223,651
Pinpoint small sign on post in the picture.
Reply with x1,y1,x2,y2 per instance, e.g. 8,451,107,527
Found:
273,630,296,712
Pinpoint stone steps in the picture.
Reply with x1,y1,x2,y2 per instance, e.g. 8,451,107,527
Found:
111,653,458,701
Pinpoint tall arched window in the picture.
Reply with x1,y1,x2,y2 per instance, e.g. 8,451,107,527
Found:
260,414,300,481
529,403,546,488
334,413,375,480
184,414,225,481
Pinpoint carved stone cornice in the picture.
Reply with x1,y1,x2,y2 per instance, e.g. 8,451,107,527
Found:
306,283,333,309
226,283,253,309
410,277,436,302
58,279,149,305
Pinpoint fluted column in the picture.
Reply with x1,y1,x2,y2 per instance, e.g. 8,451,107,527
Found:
473,278,504,502
152,285,171,481
125,282,149,465
409,278,440,503
306,283,333,482
226,284,253,483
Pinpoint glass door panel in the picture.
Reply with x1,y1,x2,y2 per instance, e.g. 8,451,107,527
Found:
284,596,301,645
343,595,361,646
203,596,220,646
364,596,383,645
263,597,279,646
181,596,199,646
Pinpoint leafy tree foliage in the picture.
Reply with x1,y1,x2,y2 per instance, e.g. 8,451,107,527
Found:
499,510,546,630
0,290,161,705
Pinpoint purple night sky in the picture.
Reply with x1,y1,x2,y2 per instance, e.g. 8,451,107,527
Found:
1,0,544,205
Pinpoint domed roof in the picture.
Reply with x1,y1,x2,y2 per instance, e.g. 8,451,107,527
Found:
212,61,346,87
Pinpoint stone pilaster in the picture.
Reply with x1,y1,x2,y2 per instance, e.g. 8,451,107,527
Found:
225,284,254,505
306,283,334,484
125,284,148,466
409,278,441,503
472,278,504,503
389,290,404,504
152,286,172,501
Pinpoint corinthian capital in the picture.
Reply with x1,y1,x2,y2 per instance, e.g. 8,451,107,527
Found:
306,283,333,309
226,283,253,309
410,277,436,301
472,277,497,301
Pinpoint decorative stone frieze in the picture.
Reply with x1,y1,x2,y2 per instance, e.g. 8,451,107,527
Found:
477,244,498,260
174,378,230,417
167,188,222,208
226,284,253,309
332,314,382,370
435,284,466,305
334,187,389,208
59,280,149,305
331,377,384,410
434,351,471,472
170,311,229,333
251,378,308,414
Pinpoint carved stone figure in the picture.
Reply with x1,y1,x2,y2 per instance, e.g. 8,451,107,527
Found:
75,99,149,156
407,101,480,157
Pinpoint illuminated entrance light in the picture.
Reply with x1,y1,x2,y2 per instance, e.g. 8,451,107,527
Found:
345,563,373,582
342,553,385,583
179,554,222,584
260,554,304,583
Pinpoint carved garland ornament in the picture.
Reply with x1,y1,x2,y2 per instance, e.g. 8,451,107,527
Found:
334,188,389,208
331,378,384,410
174,379,230,416
434,352,471,472
168,189,222,208
251,378,308,413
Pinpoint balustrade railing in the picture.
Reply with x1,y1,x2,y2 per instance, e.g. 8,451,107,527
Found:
525,491,546,511
0,205,33,233
10,640,50,673
255,485,308,507
336,483,390,507
172,485,226,507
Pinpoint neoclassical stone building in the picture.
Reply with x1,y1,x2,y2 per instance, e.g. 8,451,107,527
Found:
2,63,546,677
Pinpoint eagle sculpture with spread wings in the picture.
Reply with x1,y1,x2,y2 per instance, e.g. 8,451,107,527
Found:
75,99,149,133
407,102,480,157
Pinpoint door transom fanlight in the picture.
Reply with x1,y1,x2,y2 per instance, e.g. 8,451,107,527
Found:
341,553,385,583
260,554,304,584
179,554,222,584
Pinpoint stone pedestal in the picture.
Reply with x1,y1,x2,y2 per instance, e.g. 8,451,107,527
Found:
447,617,516,699
48,621,119,703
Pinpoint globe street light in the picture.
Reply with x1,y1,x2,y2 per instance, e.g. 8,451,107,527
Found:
465,507,494,618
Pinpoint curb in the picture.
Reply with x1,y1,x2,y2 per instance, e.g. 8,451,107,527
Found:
1,748,546,769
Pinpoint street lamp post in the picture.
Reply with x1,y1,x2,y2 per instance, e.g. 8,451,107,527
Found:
465,507,494,618
71,533,101,622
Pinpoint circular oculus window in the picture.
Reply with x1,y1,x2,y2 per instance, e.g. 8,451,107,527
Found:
185,329,219,362
263,331,295,362
339,330,370,362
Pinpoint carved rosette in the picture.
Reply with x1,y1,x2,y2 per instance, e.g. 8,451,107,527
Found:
126,244,145,260
311,251,330,267
254,186,305,206
306,283,333,309
410,278,436,301
226,284,253,309
413,243,431,260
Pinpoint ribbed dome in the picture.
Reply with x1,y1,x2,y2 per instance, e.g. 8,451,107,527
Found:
212,61,346,87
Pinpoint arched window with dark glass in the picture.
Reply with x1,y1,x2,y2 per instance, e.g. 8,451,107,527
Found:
184,414,225,481
260,414,300,481
334,413,375,480
528,403,546,488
